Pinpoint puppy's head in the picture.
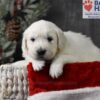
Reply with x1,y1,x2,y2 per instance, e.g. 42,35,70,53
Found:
22,20,66,61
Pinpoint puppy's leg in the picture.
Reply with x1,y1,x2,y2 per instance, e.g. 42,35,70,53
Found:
31,60,45,71
49,55,79,78
25,56,45,71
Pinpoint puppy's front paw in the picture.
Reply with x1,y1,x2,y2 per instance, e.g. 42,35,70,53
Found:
32,60,45,71
49,63,63,78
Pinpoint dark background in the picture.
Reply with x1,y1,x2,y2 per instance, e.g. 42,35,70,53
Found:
45,0,100,47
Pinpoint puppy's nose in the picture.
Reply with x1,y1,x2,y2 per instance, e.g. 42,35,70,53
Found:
37,49,46,56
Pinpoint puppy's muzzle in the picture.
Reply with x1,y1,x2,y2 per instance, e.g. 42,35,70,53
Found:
37,49,46,59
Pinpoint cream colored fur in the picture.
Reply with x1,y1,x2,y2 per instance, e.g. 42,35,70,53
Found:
1,20,100,78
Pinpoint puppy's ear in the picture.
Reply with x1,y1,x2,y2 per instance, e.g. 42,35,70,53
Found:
22,32,28,58
56,28,66,52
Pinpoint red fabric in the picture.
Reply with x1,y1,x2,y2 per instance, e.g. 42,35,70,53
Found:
27,62,100,96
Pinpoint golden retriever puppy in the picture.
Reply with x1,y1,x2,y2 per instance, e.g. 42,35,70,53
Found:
1,20,100,78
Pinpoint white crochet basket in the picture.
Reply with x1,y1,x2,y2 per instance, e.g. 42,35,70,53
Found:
0,64,28,100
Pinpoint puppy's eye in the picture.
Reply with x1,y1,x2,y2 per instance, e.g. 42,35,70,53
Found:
31,38,35,42
47,36,53,42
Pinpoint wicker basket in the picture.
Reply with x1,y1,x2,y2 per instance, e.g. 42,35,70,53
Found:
0,64,28,100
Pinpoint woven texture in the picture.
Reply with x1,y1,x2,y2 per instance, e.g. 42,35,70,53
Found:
0,64,28,100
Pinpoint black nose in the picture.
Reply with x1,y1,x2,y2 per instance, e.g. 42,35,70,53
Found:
37,49,46,56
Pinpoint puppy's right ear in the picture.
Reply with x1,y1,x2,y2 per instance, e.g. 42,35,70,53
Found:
22,32,28,58
55,28,66,53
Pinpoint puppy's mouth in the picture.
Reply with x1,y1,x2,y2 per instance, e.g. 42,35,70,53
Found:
36,56,53,65
36,56,45,60
35,55,46,61
36,55,53,62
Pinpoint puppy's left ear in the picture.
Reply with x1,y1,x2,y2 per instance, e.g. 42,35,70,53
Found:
22,32,28,58
56,28,66,52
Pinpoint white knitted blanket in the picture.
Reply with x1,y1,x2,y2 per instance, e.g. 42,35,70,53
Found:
0,64,100,100
0,64,28,100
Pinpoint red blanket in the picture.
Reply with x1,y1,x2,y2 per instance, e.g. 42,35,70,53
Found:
27,62,100,96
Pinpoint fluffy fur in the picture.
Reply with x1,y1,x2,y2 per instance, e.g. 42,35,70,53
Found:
1,20,100,78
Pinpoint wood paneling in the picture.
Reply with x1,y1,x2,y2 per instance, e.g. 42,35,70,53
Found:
46,0,100,47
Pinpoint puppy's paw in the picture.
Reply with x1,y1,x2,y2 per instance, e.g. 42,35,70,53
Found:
49,63,63,78
32,60,45,71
